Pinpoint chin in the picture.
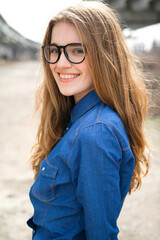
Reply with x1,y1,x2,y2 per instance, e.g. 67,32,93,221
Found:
59,88,75,97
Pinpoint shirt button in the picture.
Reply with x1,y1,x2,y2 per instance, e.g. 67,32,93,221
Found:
66,127,69,131
42,167,45,171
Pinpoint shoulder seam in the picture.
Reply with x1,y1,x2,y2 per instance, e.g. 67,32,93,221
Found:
96,102,104,121
67,121,130,167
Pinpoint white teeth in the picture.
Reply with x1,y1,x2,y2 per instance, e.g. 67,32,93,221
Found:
59,74,78,79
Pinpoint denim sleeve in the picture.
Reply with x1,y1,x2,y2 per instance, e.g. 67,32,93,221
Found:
75,123,123,240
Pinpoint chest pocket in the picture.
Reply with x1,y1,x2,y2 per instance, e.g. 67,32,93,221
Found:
32,159,58,202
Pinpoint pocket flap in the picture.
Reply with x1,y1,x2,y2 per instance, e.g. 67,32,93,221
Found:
40,160,58,178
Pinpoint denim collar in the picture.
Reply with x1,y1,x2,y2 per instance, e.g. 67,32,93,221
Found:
71,90,102,123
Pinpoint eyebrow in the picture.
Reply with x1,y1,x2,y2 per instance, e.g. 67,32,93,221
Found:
50,42,83,45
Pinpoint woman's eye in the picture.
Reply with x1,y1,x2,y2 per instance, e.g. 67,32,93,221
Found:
50,48,58,54
73,48,84,54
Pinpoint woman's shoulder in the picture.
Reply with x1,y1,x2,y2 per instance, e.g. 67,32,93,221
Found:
81,102,124,131
99,103,122,125
79,102,130,149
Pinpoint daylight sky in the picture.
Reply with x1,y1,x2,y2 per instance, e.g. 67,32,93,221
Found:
0,0,82,43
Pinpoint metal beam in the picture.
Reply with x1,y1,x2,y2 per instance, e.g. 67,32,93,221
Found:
84,0,160,28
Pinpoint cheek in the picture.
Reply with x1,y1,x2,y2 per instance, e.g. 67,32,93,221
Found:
80,60,89,74
49,64,56,76
49,65,59,86
82,63,93,84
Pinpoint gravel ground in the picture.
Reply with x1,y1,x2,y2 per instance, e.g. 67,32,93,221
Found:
0,61,160,240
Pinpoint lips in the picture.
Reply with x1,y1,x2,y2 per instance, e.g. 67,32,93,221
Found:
58,73,80,82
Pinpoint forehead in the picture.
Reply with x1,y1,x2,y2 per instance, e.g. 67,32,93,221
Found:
51,22,81,45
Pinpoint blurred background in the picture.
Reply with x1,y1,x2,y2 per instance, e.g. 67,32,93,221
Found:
0,0,160,239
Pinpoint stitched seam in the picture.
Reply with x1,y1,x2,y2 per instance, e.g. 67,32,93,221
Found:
45,158,58,170
32,178,56,202
67,120,130,167
77,121,130,152
96,121,130,151
122,146,130,151
96,102,104,122
101,124,107,238
41,172,56,178
67,116,83,167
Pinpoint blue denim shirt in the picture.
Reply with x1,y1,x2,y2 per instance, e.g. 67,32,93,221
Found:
27,90,135,240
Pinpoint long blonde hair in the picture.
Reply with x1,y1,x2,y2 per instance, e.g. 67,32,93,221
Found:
31,1,150,193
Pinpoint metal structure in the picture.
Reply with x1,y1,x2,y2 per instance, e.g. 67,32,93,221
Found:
85,0,160,29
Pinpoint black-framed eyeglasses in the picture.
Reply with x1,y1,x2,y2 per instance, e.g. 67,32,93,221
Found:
41,43,86,64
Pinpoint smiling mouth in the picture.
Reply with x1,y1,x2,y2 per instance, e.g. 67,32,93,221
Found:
59,73,80,80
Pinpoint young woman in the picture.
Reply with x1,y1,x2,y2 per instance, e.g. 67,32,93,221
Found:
27,1,150,239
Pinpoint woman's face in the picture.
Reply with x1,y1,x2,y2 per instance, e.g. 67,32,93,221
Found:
49,22,94,103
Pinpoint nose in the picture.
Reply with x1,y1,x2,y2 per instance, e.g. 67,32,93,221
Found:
56,50,72,68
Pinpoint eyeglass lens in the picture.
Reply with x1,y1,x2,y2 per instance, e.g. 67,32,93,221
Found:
44,44,85,64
